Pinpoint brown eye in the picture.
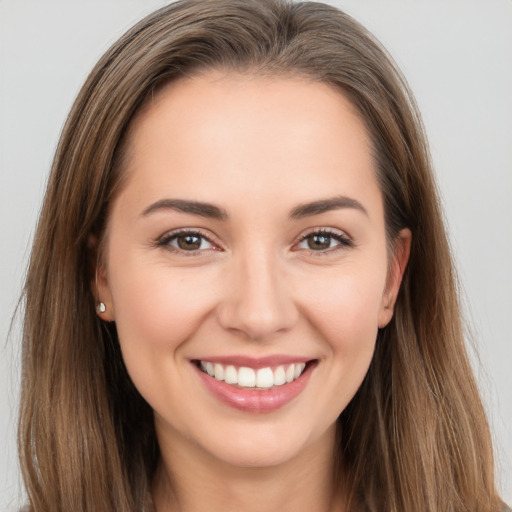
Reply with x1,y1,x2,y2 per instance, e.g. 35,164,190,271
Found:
161,231,214,252
296,230,352,252
306,234,333,250
177,234,202,250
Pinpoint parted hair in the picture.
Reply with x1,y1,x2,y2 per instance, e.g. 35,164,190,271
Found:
19,1,504,511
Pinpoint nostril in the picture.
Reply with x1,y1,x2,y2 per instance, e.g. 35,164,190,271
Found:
216,296,299,341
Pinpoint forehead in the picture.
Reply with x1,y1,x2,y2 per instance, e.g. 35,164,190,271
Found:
116,72,381,219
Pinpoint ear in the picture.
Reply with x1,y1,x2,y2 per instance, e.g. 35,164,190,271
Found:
378,228,411,328
88,234,115,321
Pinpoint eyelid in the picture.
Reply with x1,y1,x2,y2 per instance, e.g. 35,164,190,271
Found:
156,227,223,254
292,227,354,252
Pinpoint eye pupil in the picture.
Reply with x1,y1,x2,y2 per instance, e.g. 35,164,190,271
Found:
308,234,331,250
178,235,202,250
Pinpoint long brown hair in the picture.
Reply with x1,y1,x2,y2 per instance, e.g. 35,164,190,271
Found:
19,1,504,510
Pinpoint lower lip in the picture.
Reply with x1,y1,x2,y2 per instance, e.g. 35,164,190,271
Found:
194,362,315,413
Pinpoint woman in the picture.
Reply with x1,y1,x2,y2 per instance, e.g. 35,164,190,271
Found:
18,0,506,510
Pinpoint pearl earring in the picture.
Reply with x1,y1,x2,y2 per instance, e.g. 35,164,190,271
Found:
96,302,106,314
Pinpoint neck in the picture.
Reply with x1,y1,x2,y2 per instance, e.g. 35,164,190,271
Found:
152,424,346,512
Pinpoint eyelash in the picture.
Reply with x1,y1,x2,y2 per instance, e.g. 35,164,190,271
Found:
156,229,219,256
295,228,354,255
155,228,354,256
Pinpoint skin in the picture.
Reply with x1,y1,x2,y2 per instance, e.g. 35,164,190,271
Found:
96,72,411,512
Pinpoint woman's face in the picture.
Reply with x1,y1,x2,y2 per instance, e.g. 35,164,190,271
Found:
97,73,409,469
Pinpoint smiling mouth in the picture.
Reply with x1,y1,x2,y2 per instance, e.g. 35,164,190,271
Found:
195,360,314,389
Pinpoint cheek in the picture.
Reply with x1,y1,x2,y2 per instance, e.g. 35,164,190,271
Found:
305,269,385,409
301,265,386,352
107,256,219,369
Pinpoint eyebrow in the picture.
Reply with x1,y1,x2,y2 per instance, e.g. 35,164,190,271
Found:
140,195,367,221
141,199,228,220
289,195,368,219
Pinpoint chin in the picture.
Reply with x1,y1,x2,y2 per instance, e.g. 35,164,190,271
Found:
210,444,305,469
192,419,332,470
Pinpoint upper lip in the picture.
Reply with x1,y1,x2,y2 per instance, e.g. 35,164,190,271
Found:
192,355,315,369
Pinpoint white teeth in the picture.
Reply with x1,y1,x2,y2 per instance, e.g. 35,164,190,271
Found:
214,363,224,381
224,365,237,384
285,364,295,383
273,366,286,386
294,363,305,379
205,362,215,377
238,367,256,387
256,367,274,388
199,360,308,388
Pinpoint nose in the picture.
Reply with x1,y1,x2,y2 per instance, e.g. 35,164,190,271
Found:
216,247,299,341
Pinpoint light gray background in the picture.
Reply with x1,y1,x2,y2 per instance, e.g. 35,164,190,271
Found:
1,0,510,509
